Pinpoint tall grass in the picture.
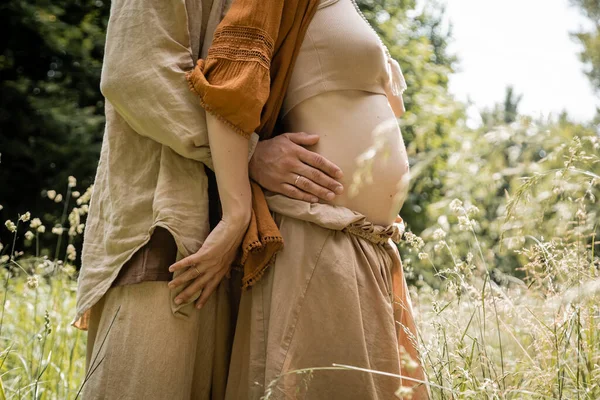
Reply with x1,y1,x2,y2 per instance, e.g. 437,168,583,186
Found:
0,124,598,399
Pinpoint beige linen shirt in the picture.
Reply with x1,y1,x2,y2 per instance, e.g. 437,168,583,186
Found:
73,0,258,329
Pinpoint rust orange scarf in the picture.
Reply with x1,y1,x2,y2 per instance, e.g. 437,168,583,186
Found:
187,0,319,287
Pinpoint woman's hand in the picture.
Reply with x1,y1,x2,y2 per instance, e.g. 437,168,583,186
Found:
168,111,252,310
168,212,250,309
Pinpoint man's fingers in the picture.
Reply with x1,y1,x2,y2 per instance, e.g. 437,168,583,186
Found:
298,148,344,180
281,183,319,203
284,132,320,146
296,164,344,197
291,175,337,202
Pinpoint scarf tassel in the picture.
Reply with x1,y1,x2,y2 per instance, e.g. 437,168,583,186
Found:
385,56,408,97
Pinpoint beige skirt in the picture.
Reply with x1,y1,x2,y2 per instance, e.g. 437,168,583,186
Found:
226,194,429,400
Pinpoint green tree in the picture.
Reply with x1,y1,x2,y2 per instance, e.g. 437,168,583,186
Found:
0,0,108,226
571,0,600,94
481,86,524,127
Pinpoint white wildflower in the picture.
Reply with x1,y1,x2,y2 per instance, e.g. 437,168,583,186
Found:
0,255,9,264
5,220,16,232
466,205,479,217
449,198,463,213
19,212,31,222
403,231,424,250
418,252,429,260
27,275,39,289
0,242,3,251
54,194,63,203
72,191,81,198
0,204,3,211
77,223,85,234
69,208,80,227
30,218,42,229
395,386,414,398
432,228,446,241
466,252,474,263
67,244,77,261
68,176,77,188
52,225,64,235
77,185,93,205
61,263,76,277
46,190,57,200
37,225,46,233
434,240,447,253
24,231,35,241
458,215,471,231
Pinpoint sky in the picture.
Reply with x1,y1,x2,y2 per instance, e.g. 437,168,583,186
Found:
441,0,599,125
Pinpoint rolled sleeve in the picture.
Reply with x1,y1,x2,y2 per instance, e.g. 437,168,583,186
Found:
100,0,212,165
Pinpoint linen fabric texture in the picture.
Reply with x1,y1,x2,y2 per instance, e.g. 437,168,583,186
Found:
72,0,261,329
225,194,430,400
81,278,237,399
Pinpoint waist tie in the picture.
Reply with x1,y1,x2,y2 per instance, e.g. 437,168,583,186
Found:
264,193,405,245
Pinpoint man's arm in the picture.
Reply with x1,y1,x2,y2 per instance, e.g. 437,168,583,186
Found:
100,2,213,164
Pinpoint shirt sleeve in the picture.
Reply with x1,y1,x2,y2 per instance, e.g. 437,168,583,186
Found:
248,132,260,161
186,0,286,139
99,0,212,165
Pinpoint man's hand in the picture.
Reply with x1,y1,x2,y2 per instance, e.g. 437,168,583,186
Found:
249,132,344,203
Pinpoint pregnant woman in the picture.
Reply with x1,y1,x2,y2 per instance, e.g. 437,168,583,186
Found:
224,1,428,398
171,0,429,398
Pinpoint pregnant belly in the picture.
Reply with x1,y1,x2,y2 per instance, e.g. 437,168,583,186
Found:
281,90,410,226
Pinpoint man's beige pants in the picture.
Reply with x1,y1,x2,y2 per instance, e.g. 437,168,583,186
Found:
226,194,429,400
82,277,234,399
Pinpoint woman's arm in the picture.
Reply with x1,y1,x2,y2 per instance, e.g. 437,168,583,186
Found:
167,113,252,309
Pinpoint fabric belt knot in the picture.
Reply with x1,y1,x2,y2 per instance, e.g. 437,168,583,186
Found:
343,216,403,245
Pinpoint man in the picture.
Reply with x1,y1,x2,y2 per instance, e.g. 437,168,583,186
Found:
74,0,343,398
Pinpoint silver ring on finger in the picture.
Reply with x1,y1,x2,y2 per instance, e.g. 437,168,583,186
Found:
294,174,302,187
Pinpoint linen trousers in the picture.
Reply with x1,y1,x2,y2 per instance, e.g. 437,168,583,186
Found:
225,194,429,400
81,266,235,399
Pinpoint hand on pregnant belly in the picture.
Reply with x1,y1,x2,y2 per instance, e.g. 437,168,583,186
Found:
249,132,345,203
282,90,410,226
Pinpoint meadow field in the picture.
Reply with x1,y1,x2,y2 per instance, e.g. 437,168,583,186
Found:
1,117,598,399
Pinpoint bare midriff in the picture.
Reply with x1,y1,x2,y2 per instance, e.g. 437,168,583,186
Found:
282,89,410,226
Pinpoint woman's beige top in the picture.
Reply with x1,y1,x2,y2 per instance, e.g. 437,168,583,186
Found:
282,0,391,118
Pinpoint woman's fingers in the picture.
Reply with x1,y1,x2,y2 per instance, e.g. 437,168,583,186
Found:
195,274,223,309
169,253,200,272
168,264,202,290
173,270,213,305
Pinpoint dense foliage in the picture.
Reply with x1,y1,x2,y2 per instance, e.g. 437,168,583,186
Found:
571,0,600,95
0,0,599,398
